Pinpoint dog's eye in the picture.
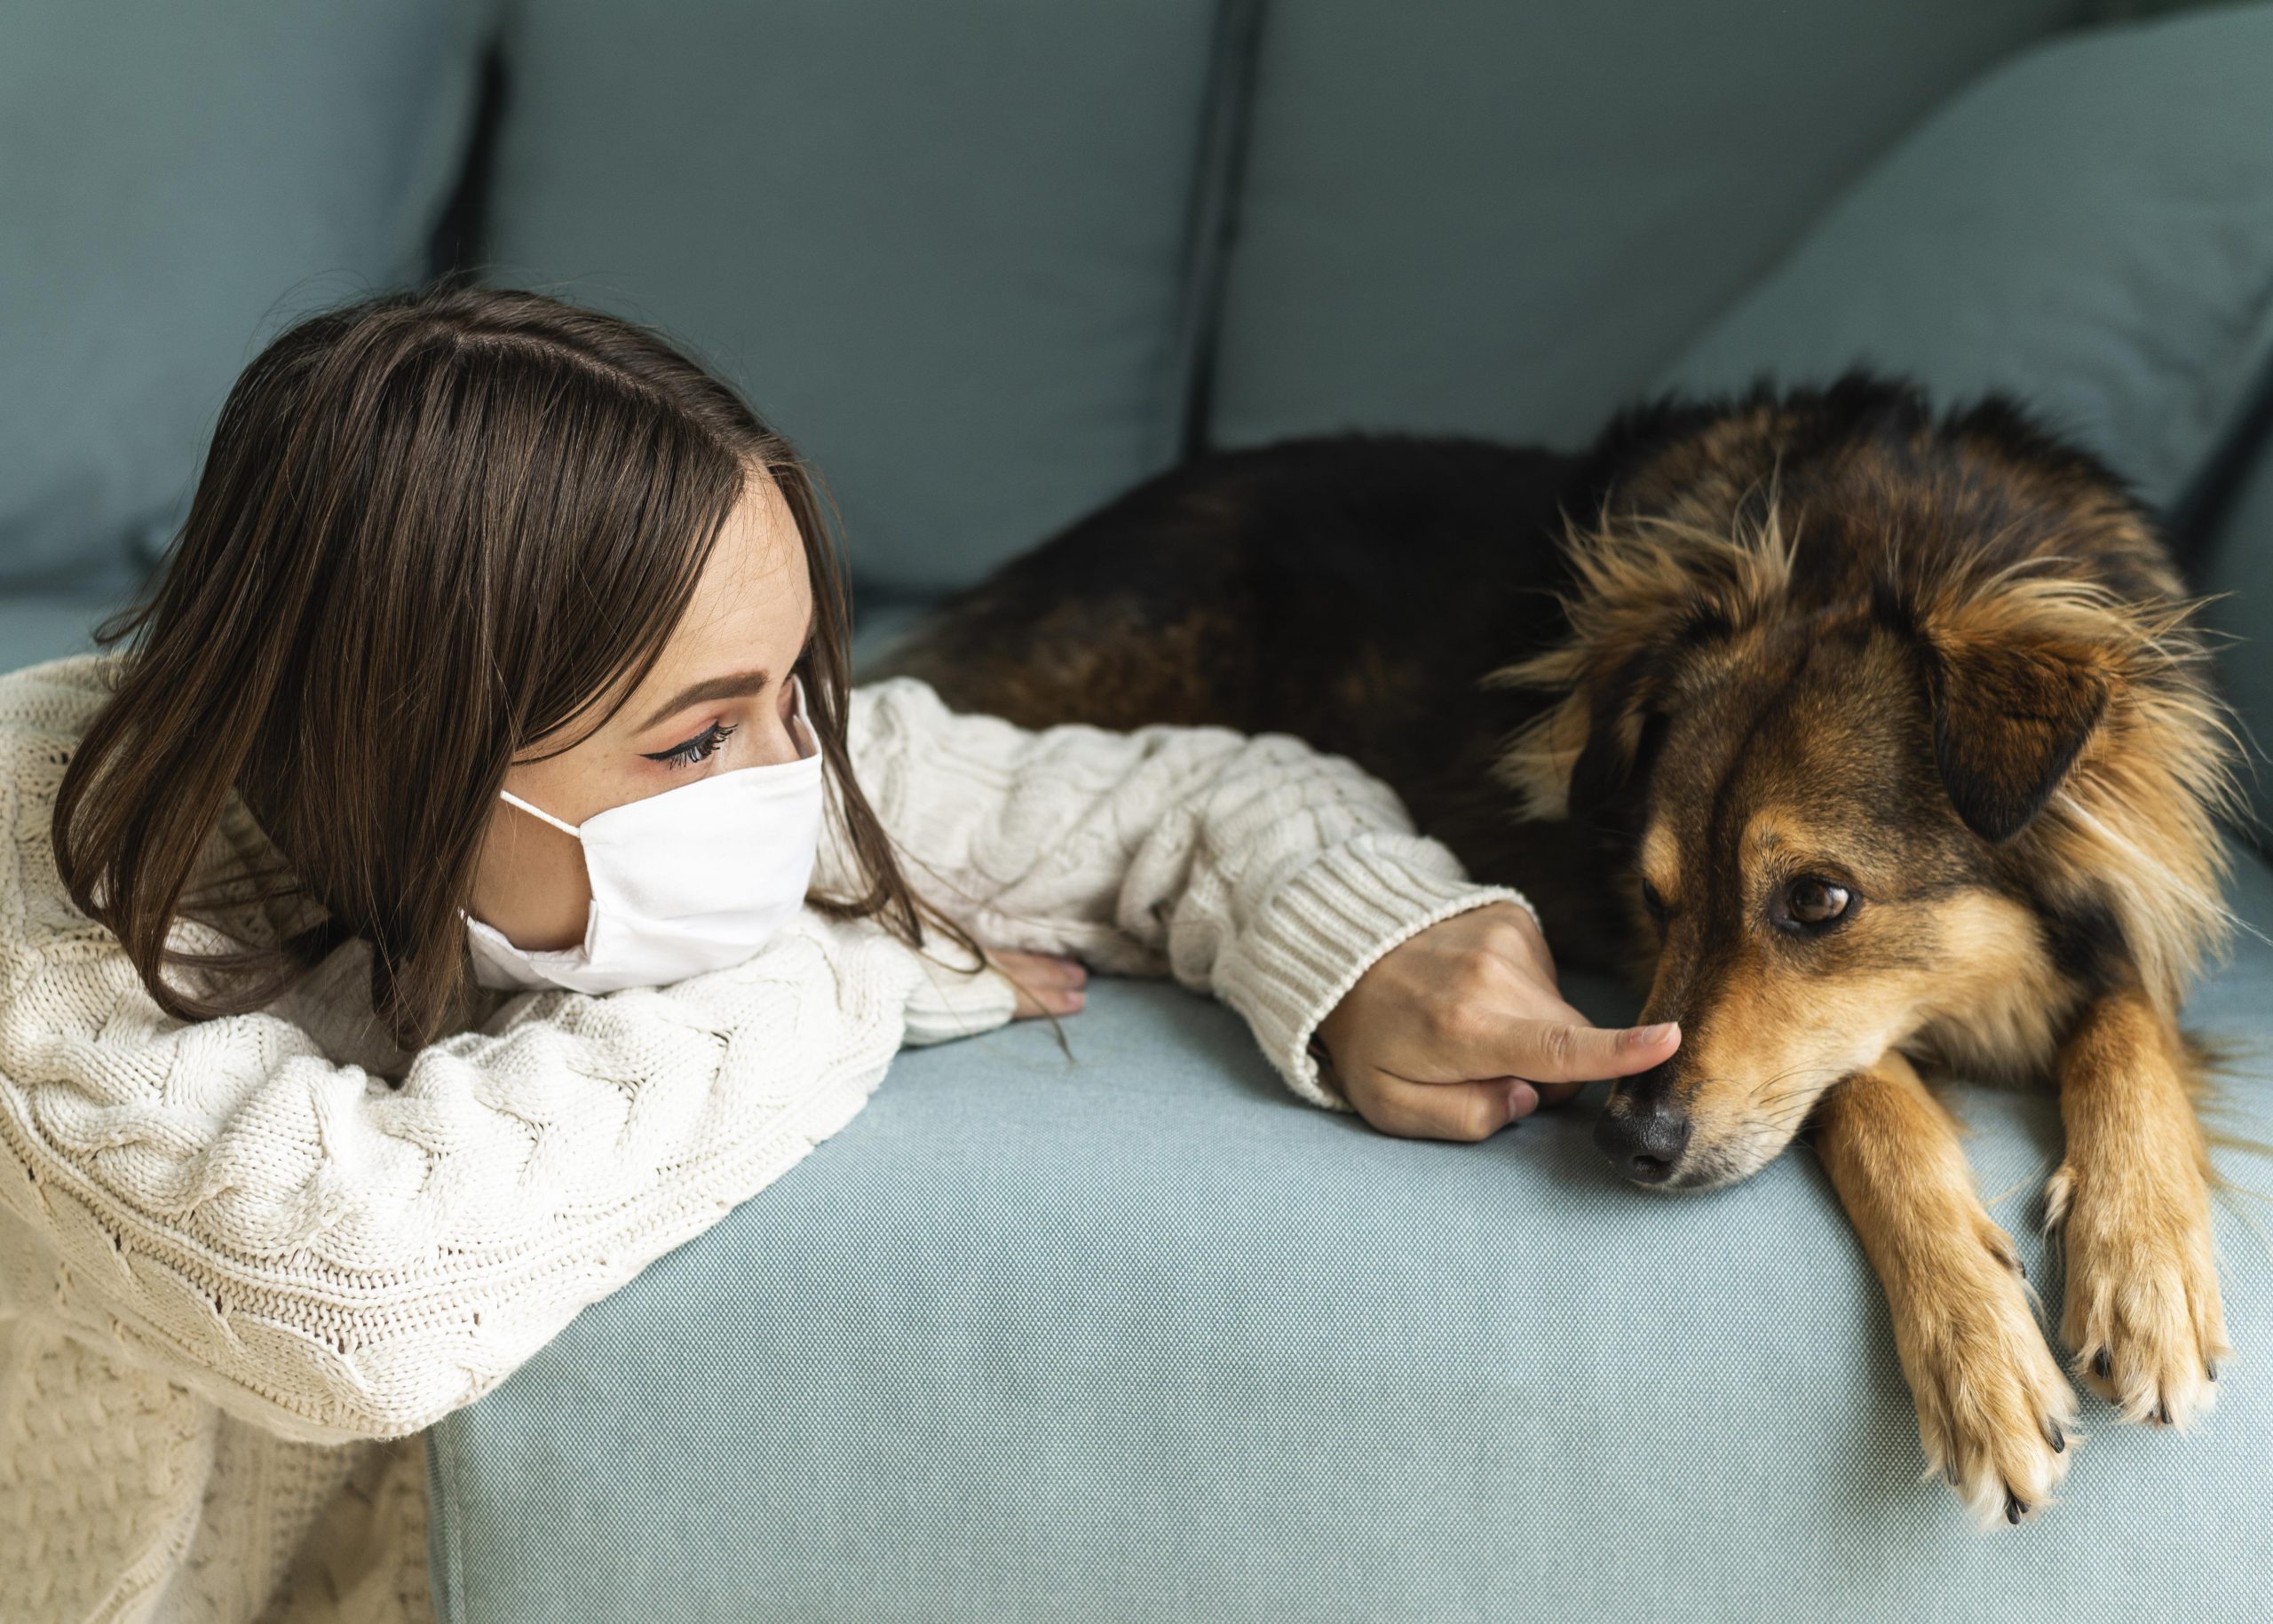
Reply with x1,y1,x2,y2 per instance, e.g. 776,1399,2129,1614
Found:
1640,877,1667,921
1781,878,1852,930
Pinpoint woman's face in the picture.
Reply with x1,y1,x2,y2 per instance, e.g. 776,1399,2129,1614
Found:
467,469,817,951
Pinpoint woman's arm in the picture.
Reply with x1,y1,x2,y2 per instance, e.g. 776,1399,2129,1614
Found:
0,872,1002,1445
824,676,1536,1113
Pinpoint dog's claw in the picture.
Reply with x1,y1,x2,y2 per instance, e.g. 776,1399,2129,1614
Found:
2156,1397,2172,1427
2004,1492,2025,1525
2207,1359,2219,1382
2045,1420,2065,1454
2092,1348,2112,1382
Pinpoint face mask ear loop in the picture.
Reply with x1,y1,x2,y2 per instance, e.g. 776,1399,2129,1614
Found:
498,789,583,837
789,674,820,761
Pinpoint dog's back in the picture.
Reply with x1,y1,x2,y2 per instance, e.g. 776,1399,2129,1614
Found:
876,432,1635,942
883,372,2226,979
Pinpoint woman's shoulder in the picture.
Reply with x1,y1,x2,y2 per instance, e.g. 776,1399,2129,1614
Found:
0,651,131,852
0,649,127,741
844,674,950,751
0,649,412,1063
845,673,1036,745
842,675,1052,786
0,653,129,927
847,673,946,716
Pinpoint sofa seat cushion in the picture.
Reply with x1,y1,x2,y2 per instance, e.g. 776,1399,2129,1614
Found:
426,850,2273,1623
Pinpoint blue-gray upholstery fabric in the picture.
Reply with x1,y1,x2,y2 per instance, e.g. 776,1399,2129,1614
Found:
1655,3,2273,521
2196,428,2273,838
474,0,1232,598
0,586,120,669
0,0,495,589
1204,0,2080,455
426,850,2273,1624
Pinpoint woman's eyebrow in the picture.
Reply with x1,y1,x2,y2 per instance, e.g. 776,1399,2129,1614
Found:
636,606,818,733
637,669,770,733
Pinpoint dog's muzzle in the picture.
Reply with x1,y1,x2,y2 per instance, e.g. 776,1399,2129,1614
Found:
1595,1063,1692,1184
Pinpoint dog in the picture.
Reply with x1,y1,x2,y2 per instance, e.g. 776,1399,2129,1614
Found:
876,371,2253,1528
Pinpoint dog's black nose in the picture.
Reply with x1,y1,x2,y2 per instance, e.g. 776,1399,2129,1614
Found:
1594,1096,1692,1184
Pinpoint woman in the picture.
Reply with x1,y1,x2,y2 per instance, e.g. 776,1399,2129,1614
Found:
0,284,1678,1623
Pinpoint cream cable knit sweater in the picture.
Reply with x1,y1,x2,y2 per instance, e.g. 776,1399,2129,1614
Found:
0,650,1529,1624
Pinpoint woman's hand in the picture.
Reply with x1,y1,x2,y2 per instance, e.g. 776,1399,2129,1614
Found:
987,949,1089,1018
1312,900,1679,1142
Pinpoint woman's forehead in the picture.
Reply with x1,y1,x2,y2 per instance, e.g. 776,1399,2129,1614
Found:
699,471,808,615
604,474,812,730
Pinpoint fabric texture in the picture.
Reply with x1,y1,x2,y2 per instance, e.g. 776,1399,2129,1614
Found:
1203,0,2078,454
425,882,2273,1623
2194,424,2273,837
0,650,1524,1623
0,0,495,590
476,0,1230,597
1654,2,2273,521
0,598,104,672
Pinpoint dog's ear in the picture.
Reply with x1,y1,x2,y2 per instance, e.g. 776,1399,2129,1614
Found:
1567,677,1671,829
1923,633,2110,843
1567,689,1638,820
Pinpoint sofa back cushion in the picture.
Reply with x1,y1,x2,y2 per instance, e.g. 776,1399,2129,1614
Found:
477,0,1234,598
2194,428,2273,839
1655,2,2273,523
0,0,495,590
1204,0,2079,455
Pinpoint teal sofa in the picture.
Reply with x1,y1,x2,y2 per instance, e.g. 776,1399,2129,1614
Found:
10,3,2273,1620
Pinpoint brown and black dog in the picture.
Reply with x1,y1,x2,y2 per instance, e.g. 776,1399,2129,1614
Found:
880,371,2250,1527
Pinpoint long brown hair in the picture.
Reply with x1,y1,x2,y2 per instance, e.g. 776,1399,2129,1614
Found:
52,280,980,1050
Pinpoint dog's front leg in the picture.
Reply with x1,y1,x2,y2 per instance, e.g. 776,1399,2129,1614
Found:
1812,1050,2080,1525
2046,985,2232,1428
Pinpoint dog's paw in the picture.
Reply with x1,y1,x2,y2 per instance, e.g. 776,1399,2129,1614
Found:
2045,1158,2232,1430
1899,1211,2082,1529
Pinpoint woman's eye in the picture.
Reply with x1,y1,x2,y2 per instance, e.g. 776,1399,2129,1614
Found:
1781,878,1853,929
645,721,737,771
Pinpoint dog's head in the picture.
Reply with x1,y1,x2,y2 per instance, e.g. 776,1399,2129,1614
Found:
1496,382,2237,1192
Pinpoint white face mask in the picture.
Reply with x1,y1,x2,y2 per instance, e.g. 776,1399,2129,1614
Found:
462,675,826,994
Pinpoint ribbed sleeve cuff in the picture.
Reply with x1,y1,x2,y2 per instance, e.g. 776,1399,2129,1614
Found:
1213,835,1537,1113
900,949,1021,1047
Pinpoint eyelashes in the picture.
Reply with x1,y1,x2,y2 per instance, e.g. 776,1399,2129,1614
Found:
645,721,738,770
641,655,809,771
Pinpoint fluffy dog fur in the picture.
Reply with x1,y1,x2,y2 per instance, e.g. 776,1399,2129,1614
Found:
880,371,2253,1527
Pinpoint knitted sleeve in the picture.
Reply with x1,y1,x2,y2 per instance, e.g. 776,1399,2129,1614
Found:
826,677,1536,1113
0,658,1013,1446
0,904,998,1445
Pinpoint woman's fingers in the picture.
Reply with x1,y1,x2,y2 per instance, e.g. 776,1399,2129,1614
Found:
987,949,1088,1019
1344,1067,1540,1143
1458,1013,1681,1084
992,950,1086,989
1334,1014,1679,1139
1523,1001,1653,1105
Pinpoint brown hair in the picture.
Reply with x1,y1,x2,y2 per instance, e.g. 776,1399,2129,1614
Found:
52,280,980,1050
